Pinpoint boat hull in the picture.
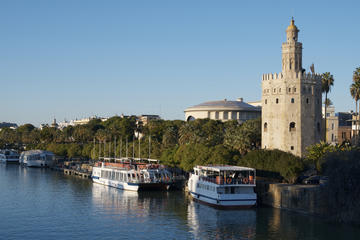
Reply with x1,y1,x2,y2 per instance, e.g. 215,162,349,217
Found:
25,160,53,168
92,177,172,192
0,159,19,163
92,177,139,191
188,191,256,209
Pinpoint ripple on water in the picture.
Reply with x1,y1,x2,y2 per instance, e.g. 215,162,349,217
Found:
1,165,360,240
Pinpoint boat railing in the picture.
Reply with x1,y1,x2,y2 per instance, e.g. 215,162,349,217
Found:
199,176,255,185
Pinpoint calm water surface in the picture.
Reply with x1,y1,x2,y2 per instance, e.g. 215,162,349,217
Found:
0,164,359,240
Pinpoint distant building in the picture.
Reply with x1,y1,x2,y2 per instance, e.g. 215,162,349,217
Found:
337,112,352,144
51,118,59,129
247,101,262,107
321,107,353,145
57,116,109,130
351,114,360,139
322,106,338,145
0,122,18,129
184,98,261,123
136,115,161,126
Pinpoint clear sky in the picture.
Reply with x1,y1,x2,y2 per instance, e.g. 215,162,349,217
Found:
1,0,359,126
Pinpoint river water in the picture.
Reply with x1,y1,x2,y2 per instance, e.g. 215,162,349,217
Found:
0,164,359,240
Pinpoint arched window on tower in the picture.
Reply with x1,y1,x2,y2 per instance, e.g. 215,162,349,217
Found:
276,98,279,104
264,122,268,132
289,122,296,132
291,98,295,103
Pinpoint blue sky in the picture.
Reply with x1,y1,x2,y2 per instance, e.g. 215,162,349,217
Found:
1,0,359,126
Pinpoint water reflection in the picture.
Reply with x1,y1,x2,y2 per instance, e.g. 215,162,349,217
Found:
187,201,256,239
2,165,359,240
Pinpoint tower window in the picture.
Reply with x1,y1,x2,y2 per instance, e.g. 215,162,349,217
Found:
264,122,268,132
276,98,279,104
279,88,281,93
294,88,296,93
288,88,291,93
291,98,294,103
291,146,294,150
265,99,267,104
273,88,276,93
306,98,309,104
289,122,296,132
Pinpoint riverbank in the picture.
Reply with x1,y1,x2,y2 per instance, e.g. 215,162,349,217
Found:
256,181,328,217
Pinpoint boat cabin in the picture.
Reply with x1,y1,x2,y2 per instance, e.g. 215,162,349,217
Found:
192,165,256,185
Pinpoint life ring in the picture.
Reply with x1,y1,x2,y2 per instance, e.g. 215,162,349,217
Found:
227,178,232,184
243,178,249,184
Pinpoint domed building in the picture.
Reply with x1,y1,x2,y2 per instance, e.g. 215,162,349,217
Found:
184,98,261,123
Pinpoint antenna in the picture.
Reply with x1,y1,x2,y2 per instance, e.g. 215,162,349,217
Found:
120,138,122,158
114,137,117,160
98,140,101,161
138,137,141,159
148,135,151,159
132,135,135,158
126,138,128,158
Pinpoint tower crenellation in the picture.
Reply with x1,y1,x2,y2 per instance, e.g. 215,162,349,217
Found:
261,19,322,157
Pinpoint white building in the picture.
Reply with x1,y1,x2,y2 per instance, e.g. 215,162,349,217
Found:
184,98,261,123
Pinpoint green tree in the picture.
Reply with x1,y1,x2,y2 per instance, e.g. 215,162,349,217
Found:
239,149,304,183
322,149,360,225
67,143,82,158
350,67,360,140
224,118,261,155
321,72,335,141
305,141,337,172
162,126,179,149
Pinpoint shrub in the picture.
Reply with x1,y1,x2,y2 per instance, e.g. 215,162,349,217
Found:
238,149,305,183
323,149,360,225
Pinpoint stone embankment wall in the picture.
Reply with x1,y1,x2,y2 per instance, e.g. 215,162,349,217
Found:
256,181,328,216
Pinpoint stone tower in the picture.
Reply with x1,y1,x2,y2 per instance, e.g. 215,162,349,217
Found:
261,19,322,157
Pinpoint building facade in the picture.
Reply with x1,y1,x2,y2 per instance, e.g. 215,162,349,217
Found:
322,106,338,145
261,19,322,157
185,98,261,123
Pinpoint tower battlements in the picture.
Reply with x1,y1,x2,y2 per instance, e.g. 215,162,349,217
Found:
262,72,321,83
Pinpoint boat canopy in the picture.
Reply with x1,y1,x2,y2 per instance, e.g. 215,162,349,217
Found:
196,165,255,172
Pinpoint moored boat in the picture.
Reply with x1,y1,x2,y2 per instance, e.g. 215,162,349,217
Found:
19,150,55,167
0,149,20,163
187,165,257,209
92,158,174,191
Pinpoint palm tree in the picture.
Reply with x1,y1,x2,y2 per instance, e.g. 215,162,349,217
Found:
321,72,334,141
350,68,360,140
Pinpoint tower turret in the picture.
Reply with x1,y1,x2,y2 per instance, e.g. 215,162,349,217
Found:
261,19,322,157
282,18,302,73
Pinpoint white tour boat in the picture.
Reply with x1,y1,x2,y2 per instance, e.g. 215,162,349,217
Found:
0,149,20,163
187,165,257,208
92,158,174,192
19,150,55,167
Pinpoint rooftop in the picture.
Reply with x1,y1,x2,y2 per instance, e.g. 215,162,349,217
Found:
185,98,261,112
